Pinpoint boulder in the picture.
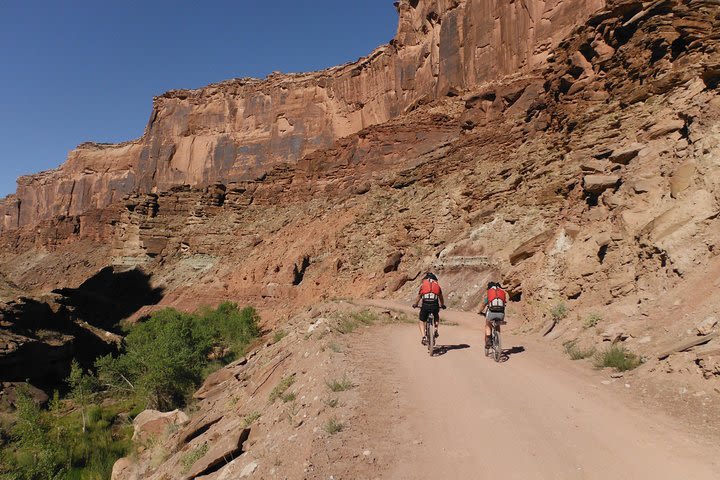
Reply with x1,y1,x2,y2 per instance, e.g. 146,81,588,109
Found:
184,420,250,479
697,316,718,336
669,161,695,198
509,229,554,265
609,143,644,164
111,457,140,480
644,118,685,140
132,409,190,443
583,174,621,194
580,159,608,173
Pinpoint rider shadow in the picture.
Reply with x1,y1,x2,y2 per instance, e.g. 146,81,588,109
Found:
498,345,526,362
435,344,471,356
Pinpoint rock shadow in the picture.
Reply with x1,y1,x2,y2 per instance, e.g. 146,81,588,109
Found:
53,266,164,332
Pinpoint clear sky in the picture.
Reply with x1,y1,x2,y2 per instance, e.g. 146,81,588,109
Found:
0,1,398,197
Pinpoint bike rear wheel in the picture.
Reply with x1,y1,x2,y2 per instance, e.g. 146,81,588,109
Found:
427,314,435,356
493,326,502,362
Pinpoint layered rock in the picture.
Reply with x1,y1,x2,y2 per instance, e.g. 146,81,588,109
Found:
0,0,605,234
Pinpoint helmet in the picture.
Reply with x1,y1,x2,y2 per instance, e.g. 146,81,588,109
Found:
424,272,438,281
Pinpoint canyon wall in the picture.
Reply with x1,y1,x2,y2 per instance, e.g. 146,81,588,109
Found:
0,0,604,234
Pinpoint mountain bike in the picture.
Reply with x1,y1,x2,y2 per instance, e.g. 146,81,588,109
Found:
413,305,444,356
484,313,505,362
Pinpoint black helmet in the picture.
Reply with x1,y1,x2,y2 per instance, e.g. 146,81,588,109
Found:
424,272,438,281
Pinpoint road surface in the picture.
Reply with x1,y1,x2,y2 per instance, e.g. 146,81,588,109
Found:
359,301,719,480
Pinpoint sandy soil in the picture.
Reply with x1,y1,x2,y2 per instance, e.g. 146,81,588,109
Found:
352,301,720,480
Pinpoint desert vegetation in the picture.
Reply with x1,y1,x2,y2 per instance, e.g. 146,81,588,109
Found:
0,302,260,480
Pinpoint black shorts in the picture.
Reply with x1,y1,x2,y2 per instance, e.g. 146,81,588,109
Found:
419,303,440,323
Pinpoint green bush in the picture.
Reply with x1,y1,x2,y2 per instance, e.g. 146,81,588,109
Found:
335,309,378,334
268,376,295,404
323,417,344,435
584,313,601,329
326,375,353,392
550,302,568,322
1,303,260,480
563,341,596,360
98,303,261,410
594,345,641,371
0,393,133,480
272,329,288,344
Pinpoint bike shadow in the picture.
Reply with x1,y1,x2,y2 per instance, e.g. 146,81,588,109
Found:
435,344,471,356
497,345,526,362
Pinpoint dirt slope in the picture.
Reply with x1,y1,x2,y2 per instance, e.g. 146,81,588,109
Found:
361,301,719,479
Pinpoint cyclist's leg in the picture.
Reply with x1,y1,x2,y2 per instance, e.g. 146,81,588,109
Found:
485,319,492,347
418,305,428,341
434,306,440,337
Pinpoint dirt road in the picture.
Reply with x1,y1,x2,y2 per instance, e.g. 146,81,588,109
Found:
360,301,719,480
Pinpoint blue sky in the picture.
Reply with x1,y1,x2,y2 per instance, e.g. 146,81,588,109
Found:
0,1,398,197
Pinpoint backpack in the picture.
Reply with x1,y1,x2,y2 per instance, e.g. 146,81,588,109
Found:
419,279,441,303
487,286,507,312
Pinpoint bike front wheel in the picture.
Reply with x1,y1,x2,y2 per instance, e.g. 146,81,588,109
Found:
493,328,502,362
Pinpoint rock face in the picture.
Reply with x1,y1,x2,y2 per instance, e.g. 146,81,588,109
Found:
2,0,720,447
0,0,605,234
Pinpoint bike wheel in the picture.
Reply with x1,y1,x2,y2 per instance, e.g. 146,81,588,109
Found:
493,328,502,363
427,315,435,356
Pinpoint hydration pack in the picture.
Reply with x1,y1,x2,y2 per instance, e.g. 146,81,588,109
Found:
419,279,441,303
487,286,507,312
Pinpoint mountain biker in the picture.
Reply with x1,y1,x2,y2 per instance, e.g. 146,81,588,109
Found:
411,272,446,345
478,281,507,349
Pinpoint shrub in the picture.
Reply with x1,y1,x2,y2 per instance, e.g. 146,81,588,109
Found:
324,417,344,435
594,345,641,371
335,309,377,334
326,375,353,392
272,329,288,344
584,313,601,329
550,302,568,322
97,303,261,410
268,375,295,404
325,397,340,408
181,443,209,473
563,341,596,360
0,392,133,480
243,412,261,427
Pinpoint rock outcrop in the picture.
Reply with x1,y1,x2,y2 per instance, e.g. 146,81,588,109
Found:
0,0,605,234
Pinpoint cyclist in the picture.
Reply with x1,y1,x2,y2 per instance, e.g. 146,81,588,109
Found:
478,281,507,349
411,272,446,345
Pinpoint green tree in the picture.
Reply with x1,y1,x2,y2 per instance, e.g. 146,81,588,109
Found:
4,394,66,480
68,360,97,433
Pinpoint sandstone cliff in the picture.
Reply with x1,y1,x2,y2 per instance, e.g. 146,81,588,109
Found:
2,0,720,448
0,0,604,233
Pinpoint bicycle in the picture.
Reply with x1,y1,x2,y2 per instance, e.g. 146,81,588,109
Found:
413,305,445,356
483,312,505,362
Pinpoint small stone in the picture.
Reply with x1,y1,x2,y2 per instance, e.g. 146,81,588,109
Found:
624,384,631,388
363,450,371,456
601,380,612,385
610,373,624,379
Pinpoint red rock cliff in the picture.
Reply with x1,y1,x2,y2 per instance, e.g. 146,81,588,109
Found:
0,0,604,233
